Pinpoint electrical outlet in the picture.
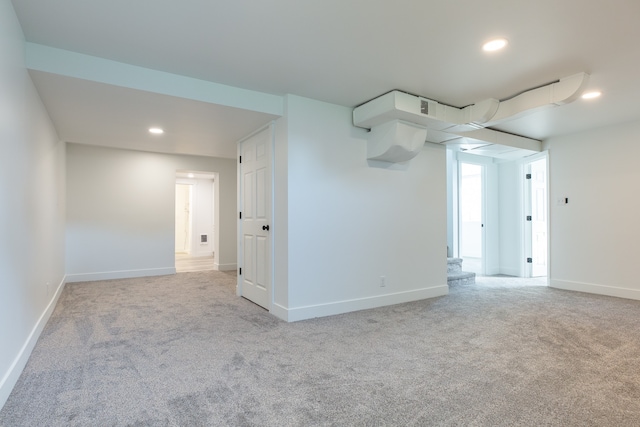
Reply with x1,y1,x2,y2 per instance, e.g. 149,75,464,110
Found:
380,276,386,287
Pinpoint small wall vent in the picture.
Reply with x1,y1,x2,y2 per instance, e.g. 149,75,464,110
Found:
420,99,429,115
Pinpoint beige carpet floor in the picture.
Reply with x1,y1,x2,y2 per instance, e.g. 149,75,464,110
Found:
1,272,639,426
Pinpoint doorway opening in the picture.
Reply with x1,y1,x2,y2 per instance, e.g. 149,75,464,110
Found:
459,162,484,275
175,171,216,273
449,149,548,283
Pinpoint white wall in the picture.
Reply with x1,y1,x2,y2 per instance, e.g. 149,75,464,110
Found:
547,120,640,299
175,177,215,257
271,95,448,321
0,0,66,409
66,144,237,281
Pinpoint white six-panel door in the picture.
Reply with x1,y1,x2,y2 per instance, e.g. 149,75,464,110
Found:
239,127,271,309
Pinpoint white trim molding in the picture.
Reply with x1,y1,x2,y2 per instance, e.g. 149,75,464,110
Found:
215,263,237,272
550,279,640,301
0,276,66,409
270,285,448,322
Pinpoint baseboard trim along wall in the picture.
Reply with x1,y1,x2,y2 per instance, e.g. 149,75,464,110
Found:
191,250,214,258
215,263,237,272
550,279,640,301
0,276,66,409
499,267,521,277
270,285,449,322
66,267,176,283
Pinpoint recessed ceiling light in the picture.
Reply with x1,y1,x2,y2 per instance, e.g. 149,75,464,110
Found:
188,173,195,178
483,38,508,52
149,127,164,134
581,91,602,100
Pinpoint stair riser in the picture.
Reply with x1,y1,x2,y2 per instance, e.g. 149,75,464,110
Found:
448,276,476,286
447,264,462,274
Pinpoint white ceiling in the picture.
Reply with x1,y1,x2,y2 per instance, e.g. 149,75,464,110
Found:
28,71,278,158
11,0,640,158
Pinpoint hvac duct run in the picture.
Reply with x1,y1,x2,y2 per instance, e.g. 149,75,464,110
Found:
354,72,589,163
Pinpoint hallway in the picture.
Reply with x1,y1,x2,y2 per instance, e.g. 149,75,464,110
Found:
175,253,215,273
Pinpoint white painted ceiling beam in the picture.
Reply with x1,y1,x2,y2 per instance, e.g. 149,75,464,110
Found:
25,43,284,117
451,127,541,152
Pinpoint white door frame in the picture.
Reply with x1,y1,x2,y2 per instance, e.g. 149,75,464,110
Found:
236,122,275,310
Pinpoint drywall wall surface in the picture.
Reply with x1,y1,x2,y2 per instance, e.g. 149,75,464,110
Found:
280,95,447,320
0,0,66,409
547,119,640,299
66,144,237,280
192,179,214,257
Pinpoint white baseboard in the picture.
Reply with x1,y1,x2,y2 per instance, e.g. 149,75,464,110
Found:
485,267,500,276
191,250,213,258
270,285,449,322
550,279,640,301
0,275,66,410
270,303,289,321
215,263,237,272
65,267,175,283
499,267,521,277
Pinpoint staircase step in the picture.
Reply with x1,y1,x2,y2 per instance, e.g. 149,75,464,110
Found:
447,257,463,274
447,271,476,287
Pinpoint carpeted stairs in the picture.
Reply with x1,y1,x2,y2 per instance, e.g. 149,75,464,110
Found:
447,257,475,286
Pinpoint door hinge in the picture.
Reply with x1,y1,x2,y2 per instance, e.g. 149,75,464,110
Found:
527,258,533,263
239,211,242,219
526,215,532,221
526,173,532,179
239,267,242,275
239,156,242,164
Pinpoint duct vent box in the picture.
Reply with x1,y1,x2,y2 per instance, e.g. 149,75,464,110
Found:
420,99,429,115
353,91,454,131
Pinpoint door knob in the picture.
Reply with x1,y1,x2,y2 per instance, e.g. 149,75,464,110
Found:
262,225,270,231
